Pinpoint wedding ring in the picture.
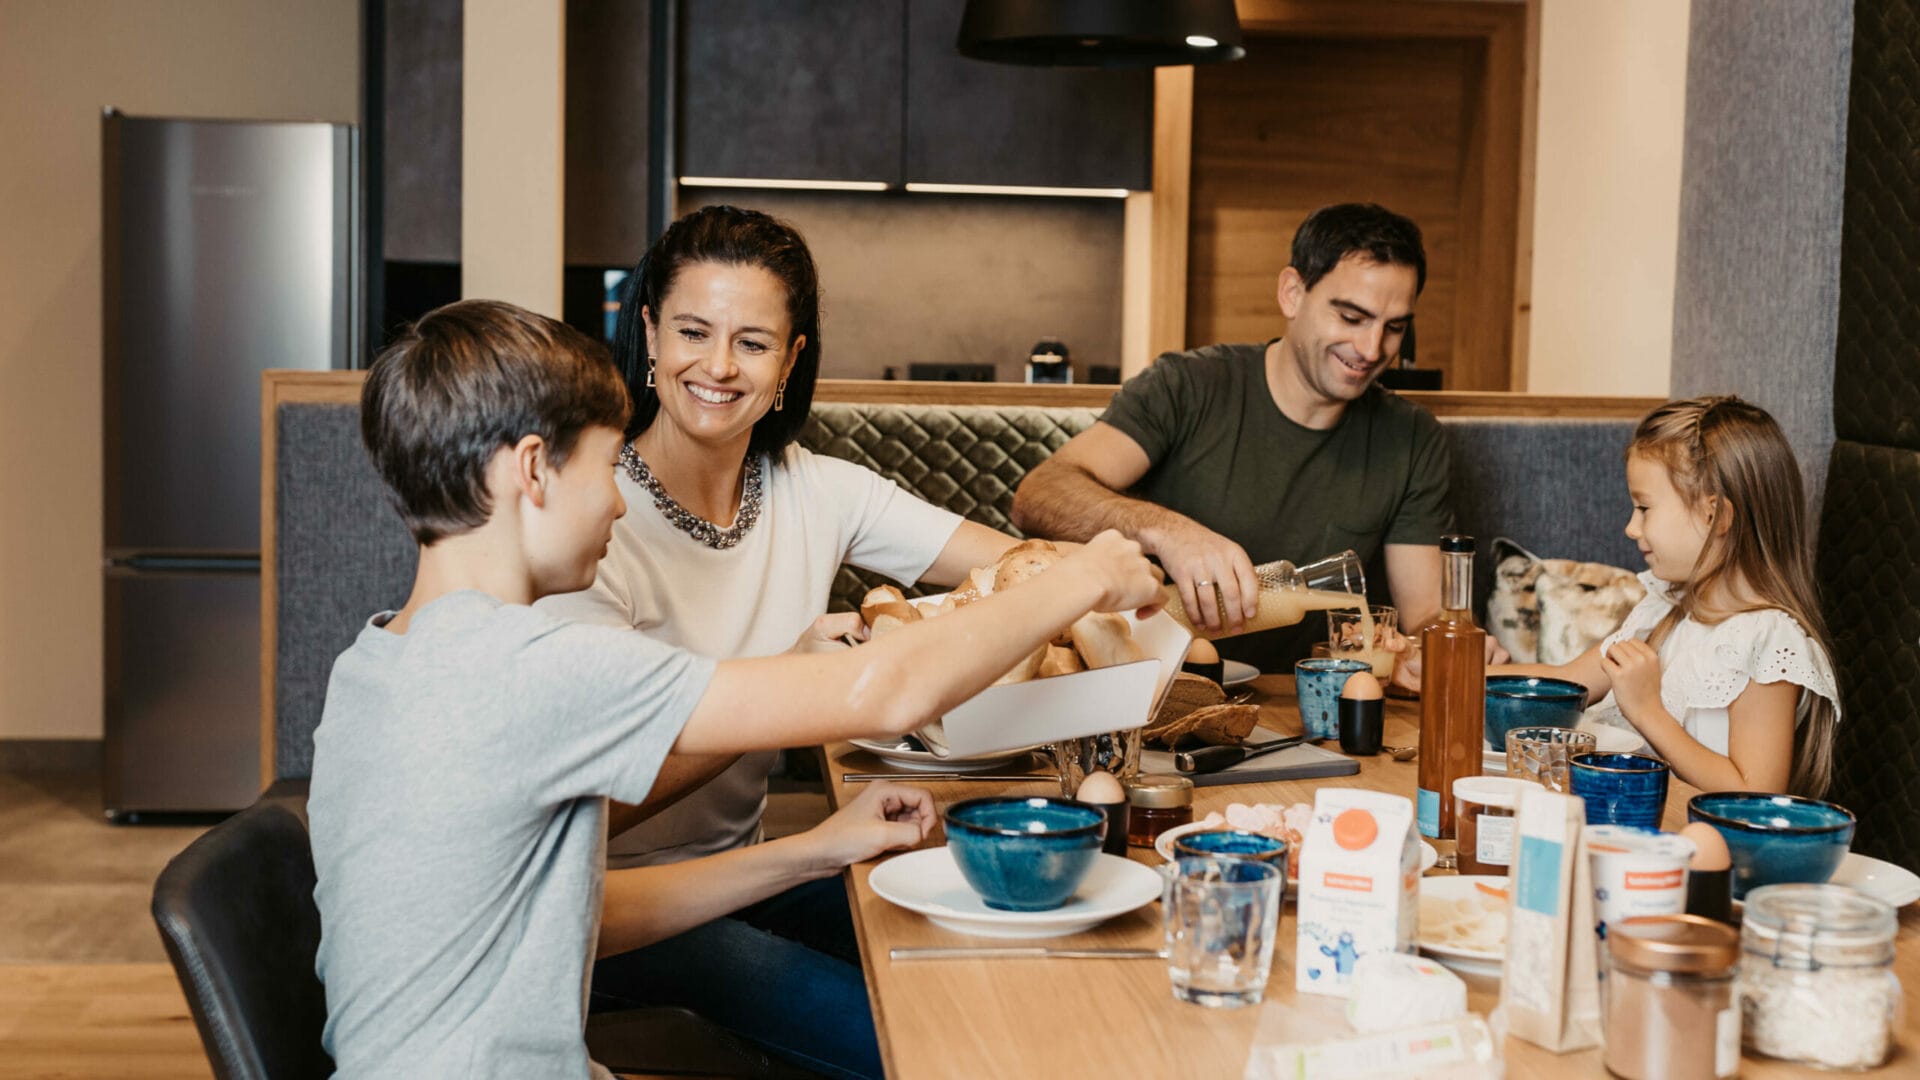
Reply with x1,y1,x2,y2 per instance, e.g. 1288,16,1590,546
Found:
1195,579,1213,588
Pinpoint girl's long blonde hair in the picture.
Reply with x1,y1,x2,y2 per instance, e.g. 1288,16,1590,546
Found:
1629,396,1837,798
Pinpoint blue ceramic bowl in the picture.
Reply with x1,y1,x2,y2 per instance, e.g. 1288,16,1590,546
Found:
1687,792,1856,899
1569,752,1670,829
1172,829,1290,876
1484,675,1588,751
1295,658,1371,741
944,796,1105,912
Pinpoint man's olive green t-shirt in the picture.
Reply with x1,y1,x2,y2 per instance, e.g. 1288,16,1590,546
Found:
1099,342,1455,669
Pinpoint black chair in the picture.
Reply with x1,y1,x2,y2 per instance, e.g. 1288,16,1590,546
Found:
151,799,333,1080
153,796,823,1079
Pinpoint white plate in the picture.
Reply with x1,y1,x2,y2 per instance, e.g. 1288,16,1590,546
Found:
1831,852,1920,908
1221,659,1261,687
846,737,1043,773
869,847,1162,939
1417,875,1508,977
1154,822,1438,876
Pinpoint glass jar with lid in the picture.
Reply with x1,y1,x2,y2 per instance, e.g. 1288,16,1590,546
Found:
1738,883,1903,1070
1603,914,1741,1080
1124,773,1193,847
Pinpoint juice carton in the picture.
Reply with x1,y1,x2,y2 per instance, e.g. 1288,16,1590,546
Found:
1295,788,1419,997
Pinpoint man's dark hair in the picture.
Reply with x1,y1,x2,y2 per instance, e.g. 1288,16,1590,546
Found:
1289,203,1427,295
611,204,822,457
361,299,631,544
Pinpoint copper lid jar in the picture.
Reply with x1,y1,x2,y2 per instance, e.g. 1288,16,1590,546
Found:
1604,914,1741,1080
1125,773,1193,848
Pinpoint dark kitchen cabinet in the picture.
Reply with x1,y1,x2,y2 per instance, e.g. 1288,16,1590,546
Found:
565,0,655,266
904,0,1151,190
381,0,463,263
680,0,906,183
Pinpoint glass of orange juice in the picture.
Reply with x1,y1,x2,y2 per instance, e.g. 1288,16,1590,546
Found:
1328,605,1399,680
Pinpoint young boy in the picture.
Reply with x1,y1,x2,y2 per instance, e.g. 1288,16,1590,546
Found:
307,299,1161,1078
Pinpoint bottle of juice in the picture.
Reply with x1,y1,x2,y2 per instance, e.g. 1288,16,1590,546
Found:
1158,551,1368,641
1416,535,1486,839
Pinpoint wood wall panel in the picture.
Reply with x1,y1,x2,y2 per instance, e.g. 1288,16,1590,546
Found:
1181,0,1525,390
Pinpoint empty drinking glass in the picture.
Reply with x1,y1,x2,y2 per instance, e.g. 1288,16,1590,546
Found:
1162,856,1283,1007
1505,726,1598,792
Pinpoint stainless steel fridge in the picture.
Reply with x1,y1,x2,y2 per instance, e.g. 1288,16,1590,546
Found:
102,110,358,818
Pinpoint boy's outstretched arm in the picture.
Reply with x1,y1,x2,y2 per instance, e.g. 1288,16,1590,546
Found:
673,530,1162,756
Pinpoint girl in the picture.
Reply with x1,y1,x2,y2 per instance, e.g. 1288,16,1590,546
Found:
1497,396,1839,797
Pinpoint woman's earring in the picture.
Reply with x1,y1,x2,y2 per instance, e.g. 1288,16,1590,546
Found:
774,378,787,411
645,357,656,388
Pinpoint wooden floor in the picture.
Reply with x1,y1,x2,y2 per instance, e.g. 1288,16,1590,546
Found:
0,766,833,1078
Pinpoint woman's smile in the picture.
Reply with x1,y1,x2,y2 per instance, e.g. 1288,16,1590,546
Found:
684,382,745,406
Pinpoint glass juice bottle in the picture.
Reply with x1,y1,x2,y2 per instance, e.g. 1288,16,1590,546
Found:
1417,535,1486,839
1159,550,1367,641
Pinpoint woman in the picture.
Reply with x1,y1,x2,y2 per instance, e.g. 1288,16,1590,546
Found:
540,205,1020,1079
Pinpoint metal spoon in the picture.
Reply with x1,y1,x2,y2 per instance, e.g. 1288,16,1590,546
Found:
1383,744,1418,762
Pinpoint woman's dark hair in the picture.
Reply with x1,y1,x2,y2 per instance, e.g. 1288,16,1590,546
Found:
362,299,629,544
1289,203,1427,296
611,204,822,457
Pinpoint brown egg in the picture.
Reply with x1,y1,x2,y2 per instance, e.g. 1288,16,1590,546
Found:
1340,671,1385,701
1186,638,1219,664
1076,770,1125,805
1681,821,1732,872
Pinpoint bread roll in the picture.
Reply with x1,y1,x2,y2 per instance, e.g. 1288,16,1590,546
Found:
860,585,908,624
991,642,1049,686
864,600,921,627
1143,703,1260,747
1069,612,1147,670
992,544,1061,593
1037,644,1087,679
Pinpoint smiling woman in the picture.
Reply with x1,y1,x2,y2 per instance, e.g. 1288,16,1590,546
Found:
533,204,1025,1077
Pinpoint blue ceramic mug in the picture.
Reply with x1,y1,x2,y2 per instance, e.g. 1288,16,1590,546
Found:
1294,658,1371,741
1569,752,1670,829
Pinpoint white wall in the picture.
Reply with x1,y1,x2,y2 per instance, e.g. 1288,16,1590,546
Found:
0,0,360,739
1526,0,1691,395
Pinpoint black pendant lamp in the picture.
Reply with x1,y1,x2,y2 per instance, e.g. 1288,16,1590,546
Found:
958,0,1245,68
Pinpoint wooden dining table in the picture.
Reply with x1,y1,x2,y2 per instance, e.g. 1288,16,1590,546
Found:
822,675,1920,1079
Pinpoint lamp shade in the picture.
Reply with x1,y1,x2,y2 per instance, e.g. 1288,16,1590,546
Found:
957,0,1245,68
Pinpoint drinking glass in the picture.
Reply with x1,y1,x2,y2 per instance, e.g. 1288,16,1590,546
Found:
1162,856,1283,1008
1328,604,1399,680
1504,726,1597,792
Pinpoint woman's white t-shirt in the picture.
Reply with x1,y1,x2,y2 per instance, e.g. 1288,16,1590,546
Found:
1582,571,1840,755
539,444,962,867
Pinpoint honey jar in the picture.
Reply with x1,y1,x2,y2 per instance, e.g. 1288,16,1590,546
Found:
1125,773,1194,847
1452,776,1540,875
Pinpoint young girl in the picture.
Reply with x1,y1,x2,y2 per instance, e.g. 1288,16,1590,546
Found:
1497,395,1840,797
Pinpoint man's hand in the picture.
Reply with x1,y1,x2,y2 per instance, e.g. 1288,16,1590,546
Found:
798,781,935,874
791,611,865,654
1142,519,1259,633
1600,639,1664,722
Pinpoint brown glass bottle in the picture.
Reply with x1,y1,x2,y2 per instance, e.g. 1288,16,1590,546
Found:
1417,535,1487,839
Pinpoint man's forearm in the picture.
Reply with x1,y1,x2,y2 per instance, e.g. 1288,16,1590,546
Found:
1013,460,1185,549
606,752,739,838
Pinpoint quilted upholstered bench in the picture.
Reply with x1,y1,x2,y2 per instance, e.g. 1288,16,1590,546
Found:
262,376,1647,788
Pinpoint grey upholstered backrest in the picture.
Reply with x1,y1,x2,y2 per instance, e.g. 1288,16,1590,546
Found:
273,403,416,782
270,398,1637,781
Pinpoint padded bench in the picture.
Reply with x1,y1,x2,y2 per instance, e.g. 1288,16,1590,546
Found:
266,387,1640,785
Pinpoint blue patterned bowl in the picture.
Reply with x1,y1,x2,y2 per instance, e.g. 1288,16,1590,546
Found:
1687,792,1855,899
1172,828,1290,873
944,797,1105,912
1484,675,1588,751
1569,752,1670,829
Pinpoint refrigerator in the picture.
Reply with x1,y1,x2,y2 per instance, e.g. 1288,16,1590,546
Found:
101,110,358,818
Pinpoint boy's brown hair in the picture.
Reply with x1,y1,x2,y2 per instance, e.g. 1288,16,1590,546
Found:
362,300,630,544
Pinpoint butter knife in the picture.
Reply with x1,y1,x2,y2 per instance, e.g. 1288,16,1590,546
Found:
890,947,1166,961
1173,734,1307,774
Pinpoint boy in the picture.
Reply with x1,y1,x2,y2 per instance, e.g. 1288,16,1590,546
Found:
307,300,1160,1077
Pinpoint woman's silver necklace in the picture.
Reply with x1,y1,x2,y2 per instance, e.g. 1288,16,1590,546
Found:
620,444,762,550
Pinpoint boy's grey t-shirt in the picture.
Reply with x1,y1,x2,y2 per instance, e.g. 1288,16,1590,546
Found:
308,590,714,1079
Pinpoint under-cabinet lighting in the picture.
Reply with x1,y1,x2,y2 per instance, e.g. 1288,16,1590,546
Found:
678,176,891,192
902,182,1131,199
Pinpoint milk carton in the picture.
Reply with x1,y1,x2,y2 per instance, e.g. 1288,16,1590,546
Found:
1295,788,1419,997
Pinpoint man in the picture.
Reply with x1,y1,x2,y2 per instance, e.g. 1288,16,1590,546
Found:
1013,202,1502,673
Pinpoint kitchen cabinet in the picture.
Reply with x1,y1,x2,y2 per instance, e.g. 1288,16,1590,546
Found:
565,0,655,266
680,0,906,183
381,0,463,263
904,0,1150,190
680,0,1150,190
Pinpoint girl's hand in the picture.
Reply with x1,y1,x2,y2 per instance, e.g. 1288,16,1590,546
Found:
1601,639,1664,723
791,611,866,654
800,781,935,873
